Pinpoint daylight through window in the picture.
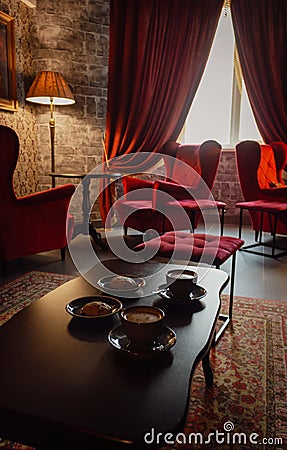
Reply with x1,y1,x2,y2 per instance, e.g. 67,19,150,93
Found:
180,7,262,147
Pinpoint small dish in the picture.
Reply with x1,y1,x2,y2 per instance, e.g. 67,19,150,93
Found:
97,275,146,294
155,284,207,304
66,295,122,319
108,325,176,358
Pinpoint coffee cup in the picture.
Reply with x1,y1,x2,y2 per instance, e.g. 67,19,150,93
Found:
166,269,198,299
121,305,165,350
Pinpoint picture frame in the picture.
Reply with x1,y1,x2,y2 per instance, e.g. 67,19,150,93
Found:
0,11,17,111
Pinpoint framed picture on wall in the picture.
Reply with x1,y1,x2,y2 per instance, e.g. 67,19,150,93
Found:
0,11,17,111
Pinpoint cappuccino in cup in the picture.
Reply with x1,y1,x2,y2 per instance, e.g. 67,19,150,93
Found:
124,310,162,324
121,306,164,350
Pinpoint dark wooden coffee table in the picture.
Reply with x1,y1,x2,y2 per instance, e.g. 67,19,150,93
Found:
0,260,228,449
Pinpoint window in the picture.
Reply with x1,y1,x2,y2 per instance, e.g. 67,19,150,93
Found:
180,7,262,147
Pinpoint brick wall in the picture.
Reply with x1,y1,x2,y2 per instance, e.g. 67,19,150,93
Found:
212,149,245,223
28,0,110,223
0,0,37,196
31,0,110,212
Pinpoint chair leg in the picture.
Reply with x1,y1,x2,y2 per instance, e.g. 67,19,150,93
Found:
124,226,128,236
272,214,277,258
238,208,243,239
259,211,264,243
189,211,195,233
220,207,225,236
161,216,166,235
60,248,66,261
228,252,237,319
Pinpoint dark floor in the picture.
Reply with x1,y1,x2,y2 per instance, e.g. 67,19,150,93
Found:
1,224,287,301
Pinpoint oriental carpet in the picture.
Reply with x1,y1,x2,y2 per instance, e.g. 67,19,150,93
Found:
0,271,286,450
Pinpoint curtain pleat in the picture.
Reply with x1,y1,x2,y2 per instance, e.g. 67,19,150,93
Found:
231,0,287,143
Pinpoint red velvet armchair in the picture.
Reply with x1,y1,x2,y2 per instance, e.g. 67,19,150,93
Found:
0,125,75,272
236,140,287,247
116,140,224,235
154,140,225,234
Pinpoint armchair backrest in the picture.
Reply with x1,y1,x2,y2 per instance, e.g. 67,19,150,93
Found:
257,145,280,189
161,140,221,189
0,125,18,203
271,142,287,184
236,140,287,200
198,140,222,189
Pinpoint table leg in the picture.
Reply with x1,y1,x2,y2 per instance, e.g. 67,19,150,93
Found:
202,350,213,388
82,177,108,249
89,221,107,250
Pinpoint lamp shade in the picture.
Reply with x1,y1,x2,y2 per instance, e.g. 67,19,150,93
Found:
26,71,75,105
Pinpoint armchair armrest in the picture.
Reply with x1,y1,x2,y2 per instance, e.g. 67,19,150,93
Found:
122,176,156,201
123,176,155,193
153,180,193,200
153,178,215,210
17,184,75,206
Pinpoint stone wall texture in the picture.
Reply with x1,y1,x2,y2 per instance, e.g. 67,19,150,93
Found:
0,0,244,225
0,0,37,196
212,149,245,223
31,0,110,193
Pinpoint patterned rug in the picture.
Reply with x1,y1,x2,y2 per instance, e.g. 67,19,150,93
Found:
0,271,75,327
0,271,286,450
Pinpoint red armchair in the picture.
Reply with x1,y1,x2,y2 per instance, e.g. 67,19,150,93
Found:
235,140,287,255
116,176,164,234
0,125,75,272
116,140,224,235
154,140,225,234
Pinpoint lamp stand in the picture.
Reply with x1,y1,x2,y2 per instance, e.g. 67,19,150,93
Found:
49,99,56,187
102,130,111,170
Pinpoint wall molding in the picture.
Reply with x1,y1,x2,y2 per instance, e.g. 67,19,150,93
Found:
20,0,36,8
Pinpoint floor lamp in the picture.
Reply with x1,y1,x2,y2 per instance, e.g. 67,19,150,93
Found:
26,71,75,187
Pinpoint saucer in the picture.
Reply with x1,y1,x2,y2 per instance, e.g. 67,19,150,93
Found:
108,325,176,358
66,295,122,319
155,284,207,304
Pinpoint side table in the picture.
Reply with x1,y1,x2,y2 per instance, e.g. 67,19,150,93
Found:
50,172,122,248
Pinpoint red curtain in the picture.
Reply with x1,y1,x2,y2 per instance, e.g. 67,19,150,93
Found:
100,0,224,222
231,0,287,143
